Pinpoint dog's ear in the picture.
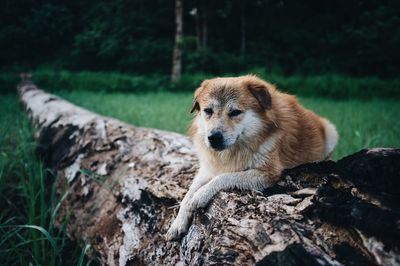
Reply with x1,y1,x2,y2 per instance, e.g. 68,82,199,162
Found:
190,98,200,113
190,80,209,113
246,77,272,110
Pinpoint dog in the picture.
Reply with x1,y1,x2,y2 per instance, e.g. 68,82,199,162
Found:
166,75,338,241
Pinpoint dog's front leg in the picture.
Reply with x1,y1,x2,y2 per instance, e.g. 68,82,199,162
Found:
189,169,278,210
166,169,211,241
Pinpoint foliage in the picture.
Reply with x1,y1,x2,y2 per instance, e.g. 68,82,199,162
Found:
0,95,95,265
2,70,400,100
1,0,399,77
250,68,400,99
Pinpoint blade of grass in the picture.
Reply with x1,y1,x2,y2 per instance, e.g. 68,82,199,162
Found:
78,241,91,266
0,225,59,257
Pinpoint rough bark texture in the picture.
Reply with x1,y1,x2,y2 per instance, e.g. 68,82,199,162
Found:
18,80,400,265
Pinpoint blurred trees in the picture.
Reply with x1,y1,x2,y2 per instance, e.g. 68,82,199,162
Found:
172,0,183,81
0,0,399,77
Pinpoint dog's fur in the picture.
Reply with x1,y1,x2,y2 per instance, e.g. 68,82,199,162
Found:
166,75,338,240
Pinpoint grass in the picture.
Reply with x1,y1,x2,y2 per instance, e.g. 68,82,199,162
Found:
1,69,400,99
58,90,400,160
58,91,194,133
1,82,399,264
0,95,95,265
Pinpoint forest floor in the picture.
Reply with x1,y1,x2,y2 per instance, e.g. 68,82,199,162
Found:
1,89,399,265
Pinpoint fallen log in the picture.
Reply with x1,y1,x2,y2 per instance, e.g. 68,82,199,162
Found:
17,78,400,265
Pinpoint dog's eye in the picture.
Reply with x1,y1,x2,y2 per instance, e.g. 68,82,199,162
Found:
203,108,213,115
229,110,243,117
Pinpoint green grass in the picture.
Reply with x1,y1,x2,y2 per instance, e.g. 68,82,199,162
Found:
0,95,94,265
2,69,400,99
58,90,400,160
58,91,194,133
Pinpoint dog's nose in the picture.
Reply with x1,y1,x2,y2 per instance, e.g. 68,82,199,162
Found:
208,131,224,150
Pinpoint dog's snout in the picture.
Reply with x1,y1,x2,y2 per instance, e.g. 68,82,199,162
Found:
208,131,224,150
208,131,223,142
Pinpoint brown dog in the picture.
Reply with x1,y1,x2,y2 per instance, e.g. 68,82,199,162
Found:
166,75,338,240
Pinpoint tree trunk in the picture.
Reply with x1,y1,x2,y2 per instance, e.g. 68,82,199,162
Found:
171,0,183,82
18,79,400,265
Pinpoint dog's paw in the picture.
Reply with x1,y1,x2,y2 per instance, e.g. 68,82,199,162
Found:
165,216,190,241
189,188,213,209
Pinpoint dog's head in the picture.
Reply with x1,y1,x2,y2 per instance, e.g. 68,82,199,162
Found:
190,75,275,151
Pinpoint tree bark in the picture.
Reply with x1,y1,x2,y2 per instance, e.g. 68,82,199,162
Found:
171,0,183,82
18,79,400,265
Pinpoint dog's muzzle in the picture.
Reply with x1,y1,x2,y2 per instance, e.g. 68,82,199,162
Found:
208,131,225,150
